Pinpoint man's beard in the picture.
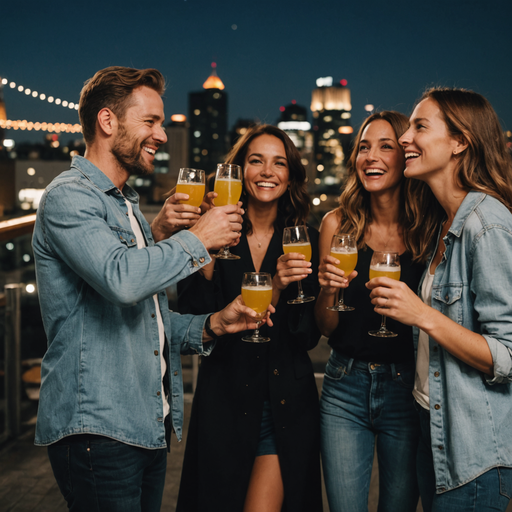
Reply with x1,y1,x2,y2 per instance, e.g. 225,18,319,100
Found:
111,124,155,176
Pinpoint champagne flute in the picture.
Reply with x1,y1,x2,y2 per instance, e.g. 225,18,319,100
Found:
241,272,272,343
282,225,315,304
327,233,358,311
368,251,401,337
212,163,243,260
176,168,205,207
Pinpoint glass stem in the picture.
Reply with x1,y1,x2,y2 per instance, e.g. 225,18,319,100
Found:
338,288,346,306
380,314,387,331
297,280,305,299
253,321,261,337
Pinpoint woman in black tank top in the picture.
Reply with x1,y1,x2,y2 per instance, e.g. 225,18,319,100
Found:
314,112,431,512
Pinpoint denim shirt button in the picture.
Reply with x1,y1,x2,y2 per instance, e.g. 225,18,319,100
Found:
157,391,161,396
433,346,438,352
157,417,163,422
438,445,444,450
199,257,205,263
154,350,159,356
434,404,441,410
445,294,449,301
151,314,155,318
174,371,178,376
434,371,440,377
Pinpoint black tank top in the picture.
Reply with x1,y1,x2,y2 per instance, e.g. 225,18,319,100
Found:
328,247,424,364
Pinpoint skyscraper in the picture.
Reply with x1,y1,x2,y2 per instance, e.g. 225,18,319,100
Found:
276,101,315,187
188,63,228,175
310,77,353,193
0,80,6,149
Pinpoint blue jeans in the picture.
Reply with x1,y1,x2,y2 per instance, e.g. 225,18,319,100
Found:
47,434,167,512
416,404,512,511
320,350,420,512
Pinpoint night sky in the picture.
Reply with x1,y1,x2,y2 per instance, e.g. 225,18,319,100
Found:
2,0,511,145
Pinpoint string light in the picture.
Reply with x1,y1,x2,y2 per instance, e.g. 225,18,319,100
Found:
0,118,82,134
1,76,79,111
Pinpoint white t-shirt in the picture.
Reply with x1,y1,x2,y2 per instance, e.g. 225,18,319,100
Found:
413,271,435,410
124,198,169,419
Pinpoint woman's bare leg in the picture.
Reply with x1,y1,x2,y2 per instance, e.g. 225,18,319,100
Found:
243,454,284,512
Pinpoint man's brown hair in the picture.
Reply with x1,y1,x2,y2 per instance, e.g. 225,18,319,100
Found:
78,66,165,145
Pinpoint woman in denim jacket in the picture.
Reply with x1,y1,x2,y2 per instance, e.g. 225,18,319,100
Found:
368,88,512,511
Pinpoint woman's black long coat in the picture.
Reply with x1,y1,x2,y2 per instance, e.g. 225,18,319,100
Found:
176,225,323,512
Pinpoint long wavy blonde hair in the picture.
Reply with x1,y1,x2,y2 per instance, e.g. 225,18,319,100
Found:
336,111,440,263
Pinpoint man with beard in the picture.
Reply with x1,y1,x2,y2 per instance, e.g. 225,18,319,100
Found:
32,66,267,512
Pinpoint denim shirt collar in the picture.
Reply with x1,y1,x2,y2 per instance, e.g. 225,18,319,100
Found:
447,191,486,238
70,155,139,203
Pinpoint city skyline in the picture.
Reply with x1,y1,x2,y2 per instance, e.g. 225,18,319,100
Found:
2,0,511,147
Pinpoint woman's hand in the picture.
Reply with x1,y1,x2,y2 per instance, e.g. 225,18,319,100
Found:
200,191,217,214
318,254,358,296
273,252,312,291
366,277,429,327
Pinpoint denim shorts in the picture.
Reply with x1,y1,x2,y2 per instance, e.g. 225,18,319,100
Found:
255,401,277,456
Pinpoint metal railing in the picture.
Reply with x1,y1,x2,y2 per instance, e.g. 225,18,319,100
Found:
0,214,36,443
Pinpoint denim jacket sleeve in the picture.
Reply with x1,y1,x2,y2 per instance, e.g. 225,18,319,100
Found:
471,225,512,384
38,180,211,307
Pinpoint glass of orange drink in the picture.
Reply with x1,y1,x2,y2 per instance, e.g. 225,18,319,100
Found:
212,163,243,260
368,251,400,337
176,168,205,207
241,272,272,343
327,233,358,311
282,225,315,304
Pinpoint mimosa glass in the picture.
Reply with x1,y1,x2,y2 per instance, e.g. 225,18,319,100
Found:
327,233,358,311
176,168,205,207
212,163,243,260
241,272,272,343
368,251,401,337
282,225,315,304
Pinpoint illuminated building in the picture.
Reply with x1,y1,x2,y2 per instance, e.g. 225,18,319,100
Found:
311,76,353,193
0,80,6,149
151,114,189,202
188,63,228,175
276,101,315,187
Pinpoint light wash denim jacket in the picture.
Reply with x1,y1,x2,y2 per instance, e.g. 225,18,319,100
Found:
33,156,214,449
415,191,512,493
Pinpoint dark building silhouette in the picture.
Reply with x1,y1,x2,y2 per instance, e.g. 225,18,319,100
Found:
188,63,228,175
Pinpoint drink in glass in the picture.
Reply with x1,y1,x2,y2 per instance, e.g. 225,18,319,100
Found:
176,168,205,207
327,234,358,311
212,164,243,260
282,226,315,304
241,272,272,343
368,251,401,337
214,178,243,207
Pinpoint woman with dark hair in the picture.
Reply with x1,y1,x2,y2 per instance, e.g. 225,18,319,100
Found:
315,111,432,511
368,88,512,511
176,124,322,512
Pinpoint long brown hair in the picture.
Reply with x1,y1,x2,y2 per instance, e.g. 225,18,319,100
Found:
420,87,512,210
336,111,437,263
224,124,311,233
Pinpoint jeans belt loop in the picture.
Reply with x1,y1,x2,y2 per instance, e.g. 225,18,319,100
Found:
345,357,355,376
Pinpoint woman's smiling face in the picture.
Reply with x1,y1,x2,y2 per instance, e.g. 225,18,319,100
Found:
243,134,290,205
399,98,460,182
356,119,405,194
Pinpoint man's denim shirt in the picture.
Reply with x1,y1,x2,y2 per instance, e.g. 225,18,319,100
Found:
33,156,213,449
415,191,512,493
